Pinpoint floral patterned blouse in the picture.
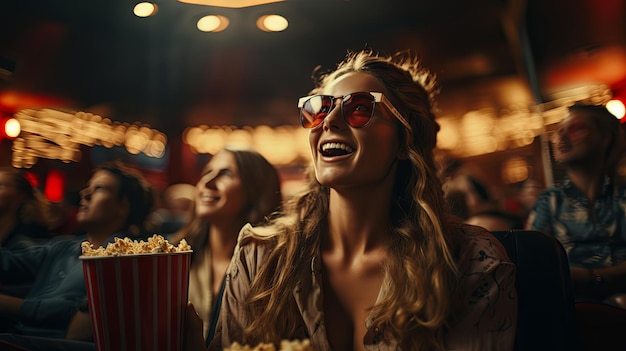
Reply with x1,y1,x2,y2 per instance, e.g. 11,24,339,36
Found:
209,224,517,351
527,177,626,268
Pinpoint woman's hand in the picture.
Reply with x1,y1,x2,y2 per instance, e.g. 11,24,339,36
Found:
183,302,207,351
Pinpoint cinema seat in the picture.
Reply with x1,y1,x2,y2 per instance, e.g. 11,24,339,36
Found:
491,230,580,351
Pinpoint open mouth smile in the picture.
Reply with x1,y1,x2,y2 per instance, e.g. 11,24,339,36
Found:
199,194,219,203
320,142,355,157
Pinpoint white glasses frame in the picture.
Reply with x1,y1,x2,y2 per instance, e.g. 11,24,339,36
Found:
297,91,410,131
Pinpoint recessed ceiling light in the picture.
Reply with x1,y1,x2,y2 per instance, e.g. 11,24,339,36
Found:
197,15,230,32
256,14,288,32
133,2,158,17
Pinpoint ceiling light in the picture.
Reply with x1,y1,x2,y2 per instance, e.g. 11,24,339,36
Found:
607,99,625,119
256,14,288,32
2,117,21,138
178,0,284,8
133,2,158,17
197,15,230,32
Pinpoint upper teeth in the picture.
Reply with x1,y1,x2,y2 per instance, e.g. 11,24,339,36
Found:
321,142,354,153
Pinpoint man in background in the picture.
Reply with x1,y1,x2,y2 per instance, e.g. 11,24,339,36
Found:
527,103,626,308
0,161,154,340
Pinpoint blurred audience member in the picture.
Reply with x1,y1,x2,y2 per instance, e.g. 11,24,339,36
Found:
517,179,543,222
171,147,282,344
47,199,79,237
0,161,154,340
445,174,523,231
148,183,194,235
0,167,50,250
527,103,626,308
444,189,470,220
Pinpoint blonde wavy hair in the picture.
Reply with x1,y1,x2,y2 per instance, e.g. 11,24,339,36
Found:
242,50,464,350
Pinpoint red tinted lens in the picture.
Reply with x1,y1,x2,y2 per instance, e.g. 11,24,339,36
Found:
301,95,333,129
566,122,591,143
342,93,375,127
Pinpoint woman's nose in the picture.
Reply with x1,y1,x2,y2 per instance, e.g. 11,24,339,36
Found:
79,188,91,201
322,101,345,131
201,174,218,189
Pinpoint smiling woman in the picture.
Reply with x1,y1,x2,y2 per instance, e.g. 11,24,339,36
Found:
181,49,518,351
171,147,282,344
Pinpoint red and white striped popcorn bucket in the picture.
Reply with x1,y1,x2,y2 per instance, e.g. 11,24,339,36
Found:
81,251,192,351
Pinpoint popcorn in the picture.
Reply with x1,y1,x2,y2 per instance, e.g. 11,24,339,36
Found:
225,340,313,351
225,342,276,351
80,234,192,350
280,340,313,351
81,234,191,256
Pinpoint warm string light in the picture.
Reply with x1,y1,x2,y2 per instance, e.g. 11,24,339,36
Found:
11,109,166,168
183,125,309,165
436,107,543,157
8,86,617,168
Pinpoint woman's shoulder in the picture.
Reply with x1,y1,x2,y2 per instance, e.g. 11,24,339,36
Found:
238,223,278,246
237,214,296,247
454,224,513,271
227,223,282,282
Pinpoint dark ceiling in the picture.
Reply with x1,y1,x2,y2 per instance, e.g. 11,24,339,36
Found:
1,0,625,136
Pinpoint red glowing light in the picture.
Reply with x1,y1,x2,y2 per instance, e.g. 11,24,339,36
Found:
44,169,65,202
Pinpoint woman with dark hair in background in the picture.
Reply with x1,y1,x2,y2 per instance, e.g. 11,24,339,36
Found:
171,147,282,344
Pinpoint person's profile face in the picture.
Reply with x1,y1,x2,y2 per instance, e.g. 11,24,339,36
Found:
520,180,541,210
77,170,124,229
308,72,404,189
195,151,247,222
551,112,602,163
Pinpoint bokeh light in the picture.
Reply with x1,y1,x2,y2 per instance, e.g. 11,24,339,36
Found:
197,15,229,32
607,99,625,119
133,2,158,17
256,15,288,32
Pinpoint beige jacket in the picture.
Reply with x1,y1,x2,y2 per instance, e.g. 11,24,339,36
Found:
188,246,216,340
210,224,517,351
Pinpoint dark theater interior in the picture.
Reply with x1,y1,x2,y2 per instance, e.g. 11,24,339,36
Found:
1,1,626,350
1,0,625,192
